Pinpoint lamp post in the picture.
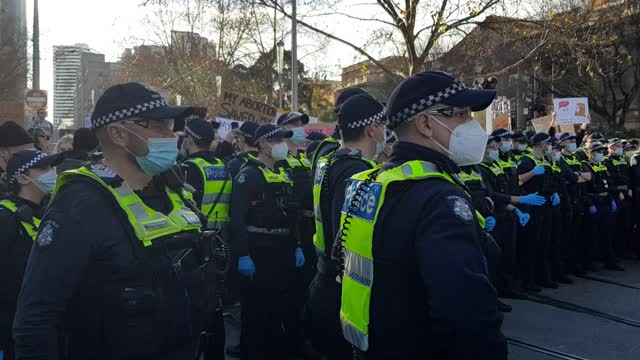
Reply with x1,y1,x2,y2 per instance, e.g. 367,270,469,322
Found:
276,40,284,109
291,0,298,111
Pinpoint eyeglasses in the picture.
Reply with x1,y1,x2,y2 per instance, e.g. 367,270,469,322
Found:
121,118,174,131
424,107,471,118
38,135,51,141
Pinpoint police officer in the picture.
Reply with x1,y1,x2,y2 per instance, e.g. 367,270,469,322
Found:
0,122,36,196
0,150,58,360
180,118,232,359
517,133,561,290
582,142,623,271
311,88,368,171
575,133,605,161
230,124,304,360
557,133,591,275
227,121,260,179
605,138,633,258
548,142,573,284
336,71,507,359
275,112,315,352
511,130,529,159
13,83,218,360
307,93,381,359
479,136,545,300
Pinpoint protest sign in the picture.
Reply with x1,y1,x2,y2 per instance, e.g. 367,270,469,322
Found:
216,90,277,124
531,115,554,133
553,98,590,124
216,118,243,140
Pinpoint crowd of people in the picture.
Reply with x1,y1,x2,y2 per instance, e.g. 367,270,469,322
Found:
1,71,639,360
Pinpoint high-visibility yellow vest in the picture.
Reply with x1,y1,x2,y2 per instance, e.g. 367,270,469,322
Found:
53,165,202,247
312,152,374,253
184,157,232,226
480,161,505,176
0,200,41,240
338,160,482,351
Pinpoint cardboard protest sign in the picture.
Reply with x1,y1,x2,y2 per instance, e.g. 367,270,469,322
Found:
216,118,242,140
216,90,277,124
553,98,590,124
531,115,554,133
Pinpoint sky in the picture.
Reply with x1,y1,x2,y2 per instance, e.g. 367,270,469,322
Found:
26,0,376,97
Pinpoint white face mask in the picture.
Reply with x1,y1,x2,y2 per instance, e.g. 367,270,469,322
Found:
429,115,488,166
270,142,289,161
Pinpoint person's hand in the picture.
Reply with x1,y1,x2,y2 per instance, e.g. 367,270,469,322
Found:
619,192,625,202
238,256,256,279
581,122,589,131
520,192,547,206
532,165,545,176
589,205,597,215
485,216,496,232
551,193,561,207
514,208,530,227
295,247,305,268
611,200,617,214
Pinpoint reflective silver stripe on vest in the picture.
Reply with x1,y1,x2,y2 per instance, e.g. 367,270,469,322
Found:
246,225,290,235
616,185,628,190
341,313,369,351
401,164,413,176
302,209,314,218
202,193,232,205
128,203,149,220
344,248,373,287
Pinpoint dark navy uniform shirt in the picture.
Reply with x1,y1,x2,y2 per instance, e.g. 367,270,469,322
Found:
361,141,507,359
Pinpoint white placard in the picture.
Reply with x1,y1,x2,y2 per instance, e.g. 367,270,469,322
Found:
553,97,590,124
215,117,243,140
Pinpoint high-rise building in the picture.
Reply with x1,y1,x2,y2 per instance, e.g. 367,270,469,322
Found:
53,44,119,129
0,0,28,124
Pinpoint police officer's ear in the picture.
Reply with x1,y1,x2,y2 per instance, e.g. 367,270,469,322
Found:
15,173,32,186
105,124,133,149
414,112,434,139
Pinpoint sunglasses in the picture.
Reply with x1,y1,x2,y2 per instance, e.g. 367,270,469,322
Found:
121,118,174,131
424,107,471,118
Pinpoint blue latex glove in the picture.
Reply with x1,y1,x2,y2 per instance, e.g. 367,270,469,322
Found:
485,216,496,232
520,192,547,206
551,193,560,207
589,205,597,215
611,200,617,213
514,208,530,227
532,165,545,176
295,247,305,268
238,256,256,279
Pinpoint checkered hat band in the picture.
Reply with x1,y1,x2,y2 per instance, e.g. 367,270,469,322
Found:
256,128,284,143
346,110,385,129
387,80,467,128
183,125,202,140
9,152,47,184
91,98,169,129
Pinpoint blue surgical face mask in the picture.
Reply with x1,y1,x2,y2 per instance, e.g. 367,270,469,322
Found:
517,143,527,152
374,142,385,161
544,145,552,156
500,141,512,153
487,149,499,161
270,142,290,161
567,143,577,153
121,126,179,175
615,148,623,156
290,127,306,145
594,153,605,162
31,170,58,194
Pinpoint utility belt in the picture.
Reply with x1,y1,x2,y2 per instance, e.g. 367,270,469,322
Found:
247,225,290,236
616,185,629,191
588,193,609,204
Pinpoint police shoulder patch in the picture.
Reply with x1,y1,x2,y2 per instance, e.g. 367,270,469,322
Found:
90,163,116,178
447,195,474,223
36,220,59,247
237,173,246,184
